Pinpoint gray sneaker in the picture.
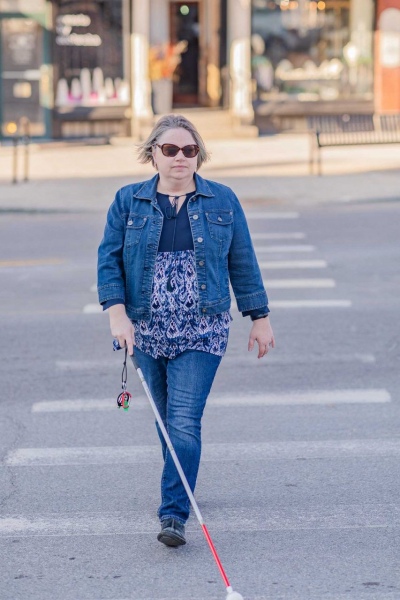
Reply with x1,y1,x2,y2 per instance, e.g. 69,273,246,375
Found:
157,518,186,547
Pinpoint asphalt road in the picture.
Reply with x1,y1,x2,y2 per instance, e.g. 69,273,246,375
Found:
0,196,399,600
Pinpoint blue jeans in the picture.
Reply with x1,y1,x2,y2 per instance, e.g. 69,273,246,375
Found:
134,347,222,524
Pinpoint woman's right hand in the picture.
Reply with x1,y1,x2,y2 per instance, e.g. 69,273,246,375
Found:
108,304,135,355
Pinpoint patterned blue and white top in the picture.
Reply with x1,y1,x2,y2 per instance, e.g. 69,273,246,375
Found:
134,250,232,359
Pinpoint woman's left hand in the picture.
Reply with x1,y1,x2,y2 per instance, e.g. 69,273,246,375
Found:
248,317,275,359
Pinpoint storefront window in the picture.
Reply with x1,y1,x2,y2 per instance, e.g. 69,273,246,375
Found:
54,0,130,108
251,0,374,102
1,17,46,137
0,0,46,10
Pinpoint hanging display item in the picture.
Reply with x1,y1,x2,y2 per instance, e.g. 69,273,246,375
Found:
54,0,130,107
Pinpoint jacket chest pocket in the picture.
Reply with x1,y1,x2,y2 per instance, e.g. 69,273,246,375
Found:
205,211,233,242
125,214,148,247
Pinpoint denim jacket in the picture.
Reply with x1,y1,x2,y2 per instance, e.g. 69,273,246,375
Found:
97,173,268,320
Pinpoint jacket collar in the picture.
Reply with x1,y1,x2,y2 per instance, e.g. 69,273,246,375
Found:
133,172,215,201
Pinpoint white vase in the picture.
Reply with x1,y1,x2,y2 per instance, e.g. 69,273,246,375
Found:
152,78,173,115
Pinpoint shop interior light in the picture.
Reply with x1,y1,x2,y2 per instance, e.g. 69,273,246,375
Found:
343,42,359,66
317,1,326,9
6,122,18,135
280,0,290,9
180,4,190,15
289,1,298,8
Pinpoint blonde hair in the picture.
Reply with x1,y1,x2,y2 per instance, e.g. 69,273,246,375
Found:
137,114,210,170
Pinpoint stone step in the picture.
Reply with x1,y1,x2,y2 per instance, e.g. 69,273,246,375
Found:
109,110,258,143
135,108,258,140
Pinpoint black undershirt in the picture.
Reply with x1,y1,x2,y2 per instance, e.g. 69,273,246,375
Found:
156,192,194,252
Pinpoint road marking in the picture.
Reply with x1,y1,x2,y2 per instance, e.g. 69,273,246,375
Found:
246,211,299,219
256,245,315,253
230,299,352,310
259,260,327,269
0,503,399,537
222,353,376,366
0,258,65,268
32,398,149,412
208,389,390,406
31,388,388,413
252,232,306,240
56,360,124,371
6,435,397,468
0,309,81,316
4,445,161,466
83,303,103,314
55,352,375,372
264,278,335,289
269,300,352,308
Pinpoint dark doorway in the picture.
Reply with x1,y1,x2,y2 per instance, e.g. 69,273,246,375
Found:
170,2,199,106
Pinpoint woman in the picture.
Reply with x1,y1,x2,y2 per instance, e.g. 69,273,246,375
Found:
98,114,274,547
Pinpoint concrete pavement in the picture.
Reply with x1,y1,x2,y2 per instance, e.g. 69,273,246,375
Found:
1,134,400,212
1,127,400,599
1,199,400,599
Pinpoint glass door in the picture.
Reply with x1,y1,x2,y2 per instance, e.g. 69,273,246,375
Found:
1,17,46,137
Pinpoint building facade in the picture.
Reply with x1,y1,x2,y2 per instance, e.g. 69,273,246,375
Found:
0,0,399,139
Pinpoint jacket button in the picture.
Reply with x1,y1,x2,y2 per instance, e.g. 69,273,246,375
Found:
198,260,204,266
127,220,133,225
218,217,223,222
197,237,203,243
202,308,207,313
193,215,199,220
201,284,206,290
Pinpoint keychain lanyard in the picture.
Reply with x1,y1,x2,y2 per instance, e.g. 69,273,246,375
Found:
116,347,132,411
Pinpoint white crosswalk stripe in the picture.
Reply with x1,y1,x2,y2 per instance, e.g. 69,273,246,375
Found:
264,278,335,288
259,260,327,269
32,398,149,412
54,352,375,372
252,232,306,240
269,299,352,308
246,211,299,219
94,297,351,313
256,244,315,253
0,503,399,536
4,437,398,467
83,303,103,314
31,388,389,413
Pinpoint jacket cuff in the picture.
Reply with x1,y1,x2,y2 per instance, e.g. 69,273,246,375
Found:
102,298,125,311
236,290,268,313
97,283,126,305
242,306,270,320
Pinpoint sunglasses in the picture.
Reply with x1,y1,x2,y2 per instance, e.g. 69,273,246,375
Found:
156,143,200,158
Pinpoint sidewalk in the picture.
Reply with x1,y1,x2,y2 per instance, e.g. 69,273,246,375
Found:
1,134,399,212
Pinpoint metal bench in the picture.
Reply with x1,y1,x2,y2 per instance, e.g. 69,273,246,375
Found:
308,114,400,175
